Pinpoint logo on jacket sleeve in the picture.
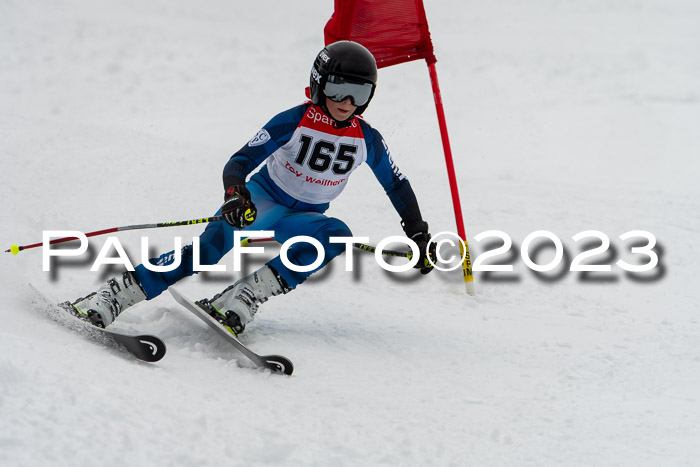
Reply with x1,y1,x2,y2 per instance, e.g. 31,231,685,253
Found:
248,129,271,147
383,139,406,181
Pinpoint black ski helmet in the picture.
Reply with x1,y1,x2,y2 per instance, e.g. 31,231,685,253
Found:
309,40,378,116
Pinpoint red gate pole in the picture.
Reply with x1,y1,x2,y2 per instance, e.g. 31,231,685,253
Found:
427,61,475,295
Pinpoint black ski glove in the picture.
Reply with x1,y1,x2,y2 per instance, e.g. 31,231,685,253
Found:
402,220,437,275
221,185,257,228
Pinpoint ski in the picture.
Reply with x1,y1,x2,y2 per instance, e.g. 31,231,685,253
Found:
29,284,166,362
169,288,293,375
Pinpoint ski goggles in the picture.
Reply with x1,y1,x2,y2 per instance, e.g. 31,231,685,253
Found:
324,75,374,106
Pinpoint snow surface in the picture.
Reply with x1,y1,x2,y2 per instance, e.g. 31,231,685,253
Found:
2,0,700,466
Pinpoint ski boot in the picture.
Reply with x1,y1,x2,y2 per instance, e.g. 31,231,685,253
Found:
196,265,290,336
61,272,147,328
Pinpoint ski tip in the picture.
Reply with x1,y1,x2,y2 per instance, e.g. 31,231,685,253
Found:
139,336,167,362
264,355,294,376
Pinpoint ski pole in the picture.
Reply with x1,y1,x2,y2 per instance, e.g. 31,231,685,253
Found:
7,217,413,260
6,216,224,255
350,242,413,259
241,237,413,259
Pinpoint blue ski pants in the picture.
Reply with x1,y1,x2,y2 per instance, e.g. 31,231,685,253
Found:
133,179,351,300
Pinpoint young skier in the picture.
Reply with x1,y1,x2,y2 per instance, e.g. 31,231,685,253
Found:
64,41,436,335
